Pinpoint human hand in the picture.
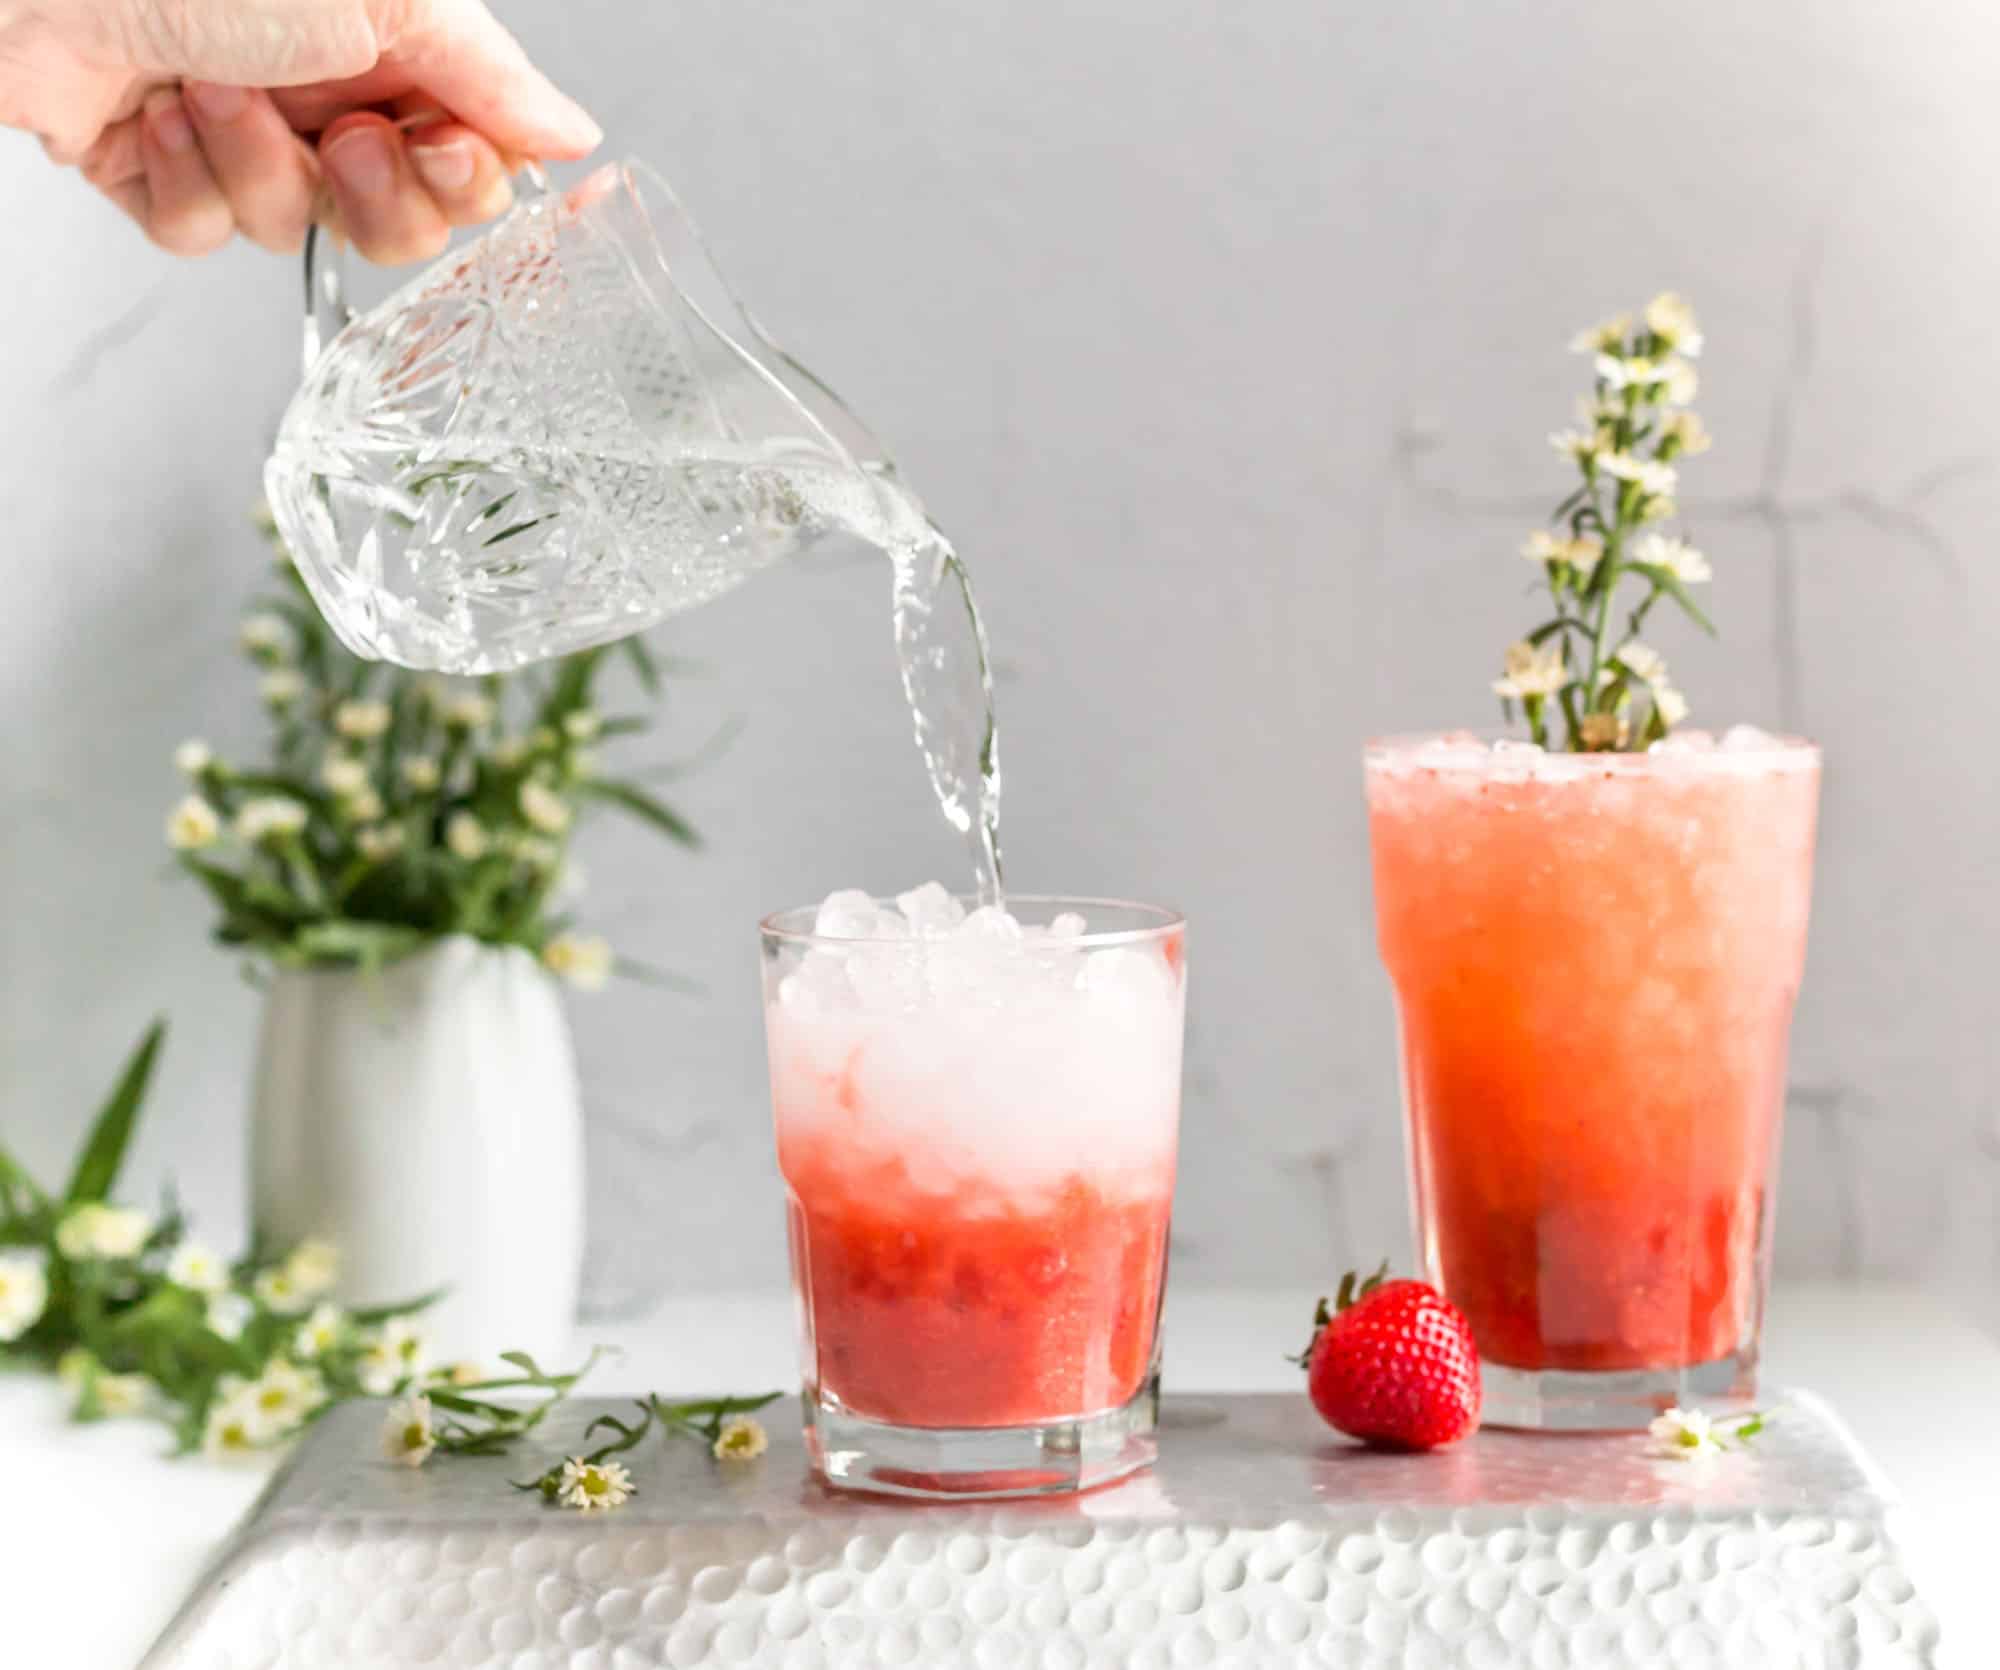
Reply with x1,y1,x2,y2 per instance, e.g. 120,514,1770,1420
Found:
2,0,601,261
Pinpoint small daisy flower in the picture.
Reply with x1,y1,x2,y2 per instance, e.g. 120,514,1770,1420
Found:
1491,640,1568,701
381,1395,436,1467
234,797,308,843
94,1372,153,1418
206,1291,254,1341
1568,312,1631,354
355,824,405,862
400,756,441,792
1659,356,1699,407
334,700,393,741
165,796,221,852
1614,642,1668,687
561,711,601,742
1643,291,1703,357
712,1415,769,1462
429,1361,486,1387
247,1359,327,1432
1547,427,1609,466
202,1391,267,1460
509,835,560,871
259,669,306,709
319,754,369,797
336,787,385,824
1637,494,1678,523
558,1458,635,1511
0,1250,49,1342
1649,1405,1725,1460
1660,411,1713,456
285,1239,340,1296
166,1241,229,1294
445,813,490,861
518,780,572,835
238,614,288,658
442,694,495,730
542,934,613,991
254,1265,313,1315
1520,529,1564,565
1632,533,1712,584
294,1303,345,1360
490,738,531,770
358,1318,431,1395
1595,352,1659,392
1653,685,1691,728
55,1203,153,1261
173,739,214,776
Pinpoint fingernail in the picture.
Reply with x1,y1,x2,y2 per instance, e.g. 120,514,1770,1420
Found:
145,90,195,154
187,82,248,123
410,141,475,192
325,126,394,196
554,96,603,151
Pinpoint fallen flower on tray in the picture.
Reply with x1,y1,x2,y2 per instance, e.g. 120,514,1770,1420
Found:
1649,1404,1770,1461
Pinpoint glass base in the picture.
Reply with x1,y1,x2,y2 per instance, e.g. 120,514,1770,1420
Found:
1480,1348,1758,1432
804,1374,1160,1500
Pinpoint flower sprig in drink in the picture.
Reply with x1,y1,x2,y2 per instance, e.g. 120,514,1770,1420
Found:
1494,291,1714,752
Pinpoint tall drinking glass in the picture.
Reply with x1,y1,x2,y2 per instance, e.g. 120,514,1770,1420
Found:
760,896,1185,1497
1364,735,1820,1429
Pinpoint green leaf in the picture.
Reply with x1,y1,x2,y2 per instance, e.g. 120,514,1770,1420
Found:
579,778,700,848
621,635,662,696
345,1287,446,1325
1630,564,1717,636
291,921,428,971
612,955,703,995
63,1020,167,1207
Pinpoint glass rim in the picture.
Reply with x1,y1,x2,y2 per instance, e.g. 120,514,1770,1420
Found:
760,893,1185,949
1363,728,1821,774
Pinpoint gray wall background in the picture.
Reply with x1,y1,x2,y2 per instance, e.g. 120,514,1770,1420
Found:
5,1,1998,1329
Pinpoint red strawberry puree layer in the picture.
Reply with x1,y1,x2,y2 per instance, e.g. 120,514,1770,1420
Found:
782,1143,1173,1429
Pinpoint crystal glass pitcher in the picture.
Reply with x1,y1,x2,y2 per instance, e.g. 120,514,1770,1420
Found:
265,161,917,673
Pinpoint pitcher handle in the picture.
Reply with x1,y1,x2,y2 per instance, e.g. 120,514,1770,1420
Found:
299,154,553,374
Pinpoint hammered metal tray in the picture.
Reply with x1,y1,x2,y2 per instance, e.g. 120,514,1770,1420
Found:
143,1390,1939,1668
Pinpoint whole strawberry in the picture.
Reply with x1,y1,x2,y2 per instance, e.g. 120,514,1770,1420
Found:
1293,1265,1482,1450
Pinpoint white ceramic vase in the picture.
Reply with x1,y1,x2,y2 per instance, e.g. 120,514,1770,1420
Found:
249,935,584,1363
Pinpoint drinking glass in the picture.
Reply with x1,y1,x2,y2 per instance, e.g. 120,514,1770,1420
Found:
1364,735,1820,1429
760,896,1186,1497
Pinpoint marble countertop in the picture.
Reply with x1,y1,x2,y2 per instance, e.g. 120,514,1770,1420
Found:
5,1281,1997,1668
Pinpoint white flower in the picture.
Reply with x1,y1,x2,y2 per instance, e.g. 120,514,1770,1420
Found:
1569,313,1630,354
1650,1406,1725,1460
490,738,530,770
355,825,405,862
558,1458,635,1511
294,1303,345,1360
95,1372,152,1417
1491,640,1568,701
238,614,288,657
333,700,392,740
1614,642,1668,687
319,754,370,797
542,934,613,991
358,1319,430,1396
445,813,490,861
713,1415,769,1461
1595,352,1658,391
399,756,441,792
1643,291,1703,357
1521,529,1564,564
57,1348,96,1388
260,669,306,708
55,1203,153,1261
382,1395,437,1467
429,1360,486,1387
165,796,221,851
1632,533,1712,584
519,780,572,835
174,739,214,776
202,1389,268,1459
254,1265,313,1315
441,694,495,730
166,1241,229,1294
0,1251,48,1342
1521,529,1603,572
245,1359,327,1433
285,1239,340,1297
1660,411,1713,456
1547,427,1609,466
234,797,308,843
1654,685,1690,727
1659,356,1699,407
1600,454,1678,500
206,1291,254,1341
509,835,560,871
561,711,601,742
